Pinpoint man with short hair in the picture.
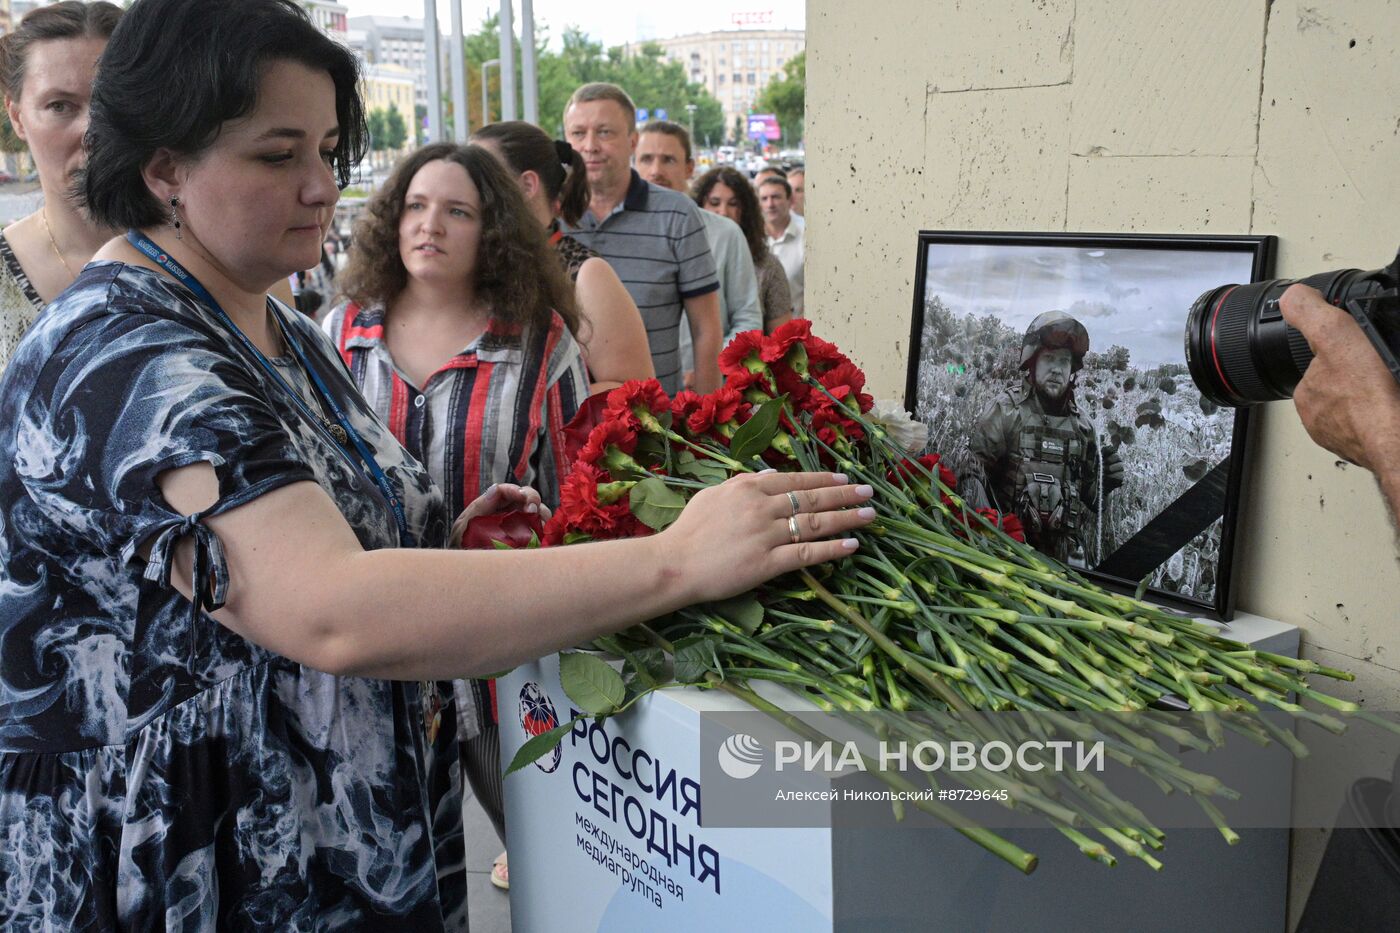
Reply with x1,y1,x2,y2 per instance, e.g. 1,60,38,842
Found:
760,175,804,317
637,121,762,382
561,83,722,393
788,167,805,216
754,164,786,188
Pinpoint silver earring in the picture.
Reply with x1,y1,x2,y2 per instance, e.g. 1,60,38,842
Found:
169,196,182,240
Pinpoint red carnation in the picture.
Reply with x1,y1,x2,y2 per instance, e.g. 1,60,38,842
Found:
561,392,612,464
805,334,851,375
605,379,671,433
578,419,638,468
889,454,959,494
760,319,813,363
461,509,543,550
726,367,775,402
773,364,816,411
670,390,705,429
689,385,749,436
817,361,874,413
718,331,768,378
990,510,1027,542
549,462,652,542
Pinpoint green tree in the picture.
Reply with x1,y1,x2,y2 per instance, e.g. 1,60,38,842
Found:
439,14,726,148
384,104,408,152
754,50,805,145
366,108,388,165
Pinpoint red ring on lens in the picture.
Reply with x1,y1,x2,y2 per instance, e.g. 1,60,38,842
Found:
1209,285,1242,402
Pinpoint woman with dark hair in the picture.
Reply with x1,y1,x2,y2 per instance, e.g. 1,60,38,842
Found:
0,0,121,373
0,0,872,927
473,120,653,393
693,165,793,333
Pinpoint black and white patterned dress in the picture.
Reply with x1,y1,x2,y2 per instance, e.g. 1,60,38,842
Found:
0,231,45,376
0,260,466,930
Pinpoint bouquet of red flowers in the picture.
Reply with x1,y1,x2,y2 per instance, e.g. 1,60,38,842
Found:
503,321,1375,874
542,320,1025,547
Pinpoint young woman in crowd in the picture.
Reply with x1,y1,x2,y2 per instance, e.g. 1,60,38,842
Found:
692,164,794,333
323,141,589,896
472,120,654,393
0,0,120,373
0,0,873,928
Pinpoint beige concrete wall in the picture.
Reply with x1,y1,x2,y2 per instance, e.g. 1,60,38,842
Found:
807,0,1400,923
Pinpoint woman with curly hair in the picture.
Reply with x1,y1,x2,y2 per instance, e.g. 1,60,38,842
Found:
323,142,589,889
692,165,793,333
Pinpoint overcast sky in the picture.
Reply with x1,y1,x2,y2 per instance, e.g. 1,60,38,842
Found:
345,1,806,49
922,242,1259,369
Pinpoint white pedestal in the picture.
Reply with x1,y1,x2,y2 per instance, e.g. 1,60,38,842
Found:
499,613,1298,933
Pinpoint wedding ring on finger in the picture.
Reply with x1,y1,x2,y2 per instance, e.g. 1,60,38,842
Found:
786,491,801,516
787,515,802,544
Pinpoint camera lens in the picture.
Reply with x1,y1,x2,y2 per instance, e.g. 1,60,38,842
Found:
1185,269,1377,407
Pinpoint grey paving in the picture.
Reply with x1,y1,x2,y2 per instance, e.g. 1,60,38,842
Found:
464,788,513,933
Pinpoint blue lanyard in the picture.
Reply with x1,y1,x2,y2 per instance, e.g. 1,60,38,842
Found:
126,230,414,548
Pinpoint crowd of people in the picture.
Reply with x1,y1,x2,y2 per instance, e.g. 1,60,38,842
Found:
0,1,858,929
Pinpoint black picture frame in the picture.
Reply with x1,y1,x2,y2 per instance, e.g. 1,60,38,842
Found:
904,231,1276,620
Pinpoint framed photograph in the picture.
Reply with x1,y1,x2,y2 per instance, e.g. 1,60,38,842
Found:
904,231,1276,619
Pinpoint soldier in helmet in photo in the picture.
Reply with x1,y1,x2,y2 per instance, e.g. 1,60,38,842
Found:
961,310,1125,564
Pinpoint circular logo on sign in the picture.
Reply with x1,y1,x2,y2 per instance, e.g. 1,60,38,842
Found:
518,681,561,773
718,733,765,779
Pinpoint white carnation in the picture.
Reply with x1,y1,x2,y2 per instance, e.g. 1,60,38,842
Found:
868,399,928,454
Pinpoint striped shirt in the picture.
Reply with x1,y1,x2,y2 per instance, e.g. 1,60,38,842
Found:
561,170,719,394
322,301,588,521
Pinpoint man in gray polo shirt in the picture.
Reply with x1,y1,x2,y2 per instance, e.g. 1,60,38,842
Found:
561,83,722,394
636,120,761,385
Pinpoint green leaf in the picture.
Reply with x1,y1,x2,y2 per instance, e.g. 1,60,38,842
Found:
563,531,593,545
559,651,626,715
503,718,578,777
728,395,787,463
629,477,688,531
709,594,765,635
676,450,731,484
674,634,722,684
621,646,671,689
635,433,669,465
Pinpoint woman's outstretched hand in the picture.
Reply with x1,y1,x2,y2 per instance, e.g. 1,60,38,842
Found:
660,470,876,605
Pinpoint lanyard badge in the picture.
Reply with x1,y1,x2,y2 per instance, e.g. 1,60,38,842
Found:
126,230,415,548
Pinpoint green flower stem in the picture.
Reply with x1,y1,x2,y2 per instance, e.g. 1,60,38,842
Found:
720,642,803,673
665,431,746,471
1057,826,1118,866
716,674,1039,874
1194,794,1242,846
1354,710,1400,738
1254,651,1356,682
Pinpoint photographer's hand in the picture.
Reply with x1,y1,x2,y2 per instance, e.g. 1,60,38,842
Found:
1281,284,1400,520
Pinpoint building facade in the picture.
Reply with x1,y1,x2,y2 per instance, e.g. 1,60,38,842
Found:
625,29,805,145
361,61,417,156
301,1,348,39
348,14,429,112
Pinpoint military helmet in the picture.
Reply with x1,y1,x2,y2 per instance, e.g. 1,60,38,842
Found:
1020,311,1090,372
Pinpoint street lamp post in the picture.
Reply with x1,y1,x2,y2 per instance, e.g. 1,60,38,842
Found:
685,102,697,144
482,58,500,127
